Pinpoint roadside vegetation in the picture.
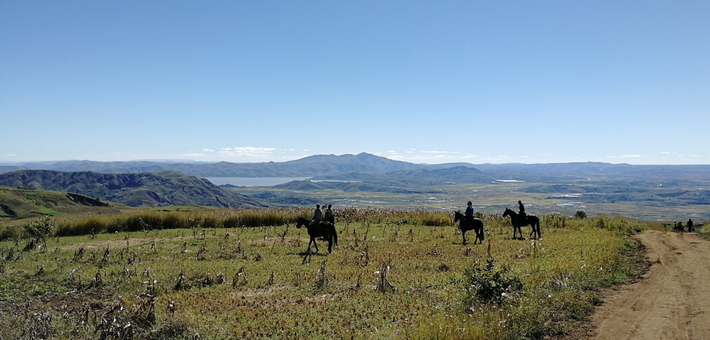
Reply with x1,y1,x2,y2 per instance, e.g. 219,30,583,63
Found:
1,209,647,339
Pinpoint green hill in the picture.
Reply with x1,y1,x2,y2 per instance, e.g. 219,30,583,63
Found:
0,170,265,208
0,186,123,219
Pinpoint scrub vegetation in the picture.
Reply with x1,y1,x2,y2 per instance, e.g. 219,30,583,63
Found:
0,208,647,339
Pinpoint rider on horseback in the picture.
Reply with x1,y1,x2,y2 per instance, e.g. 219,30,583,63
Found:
465,201,474,222
309,204,323,227
518,200,526,220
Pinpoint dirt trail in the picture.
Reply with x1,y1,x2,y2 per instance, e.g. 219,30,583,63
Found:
587,230,710,340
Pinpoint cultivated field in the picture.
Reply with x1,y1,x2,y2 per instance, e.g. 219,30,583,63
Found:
232,180,710,222
0,209,647,339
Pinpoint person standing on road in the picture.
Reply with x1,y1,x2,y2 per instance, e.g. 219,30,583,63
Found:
687,218,694,232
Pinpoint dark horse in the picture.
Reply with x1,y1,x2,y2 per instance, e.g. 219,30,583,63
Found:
296,217,338,253
454,211,484,245
502,208,541,239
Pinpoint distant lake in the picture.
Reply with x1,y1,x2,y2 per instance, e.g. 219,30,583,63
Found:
205,177,311,187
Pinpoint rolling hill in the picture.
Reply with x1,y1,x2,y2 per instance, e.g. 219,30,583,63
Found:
0,170,265,208
0,186,122,219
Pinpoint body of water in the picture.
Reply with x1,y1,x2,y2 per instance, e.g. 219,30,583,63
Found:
205,177,311,187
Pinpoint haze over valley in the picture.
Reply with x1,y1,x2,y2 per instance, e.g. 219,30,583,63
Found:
2,153,708,221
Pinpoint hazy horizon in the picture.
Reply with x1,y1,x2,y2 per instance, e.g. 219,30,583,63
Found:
2,152,709,167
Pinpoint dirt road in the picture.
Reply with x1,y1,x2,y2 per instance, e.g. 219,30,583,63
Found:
588,230,710,340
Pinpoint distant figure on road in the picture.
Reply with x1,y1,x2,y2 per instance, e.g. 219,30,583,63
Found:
687,218,694,232
309,204,322,227
465,201,474,221
518,200,526,219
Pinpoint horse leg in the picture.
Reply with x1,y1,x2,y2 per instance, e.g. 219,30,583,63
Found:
462,230,467,245
327,237,333,253
306,238,314,253
529,224,536,239
311,237,319,253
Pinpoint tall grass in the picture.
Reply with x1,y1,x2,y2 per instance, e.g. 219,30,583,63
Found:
40,208,457,239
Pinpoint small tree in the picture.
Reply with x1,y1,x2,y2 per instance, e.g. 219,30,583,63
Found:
464,258,522,306
574,211,587,219
23,217,55,251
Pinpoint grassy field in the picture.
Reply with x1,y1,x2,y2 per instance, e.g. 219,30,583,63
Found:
0,209,647,339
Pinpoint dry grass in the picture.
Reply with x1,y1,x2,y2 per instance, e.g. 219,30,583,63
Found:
0,210,646,339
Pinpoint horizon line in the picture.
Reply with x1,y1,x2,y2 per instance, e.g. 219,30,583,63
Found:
2,153,710,167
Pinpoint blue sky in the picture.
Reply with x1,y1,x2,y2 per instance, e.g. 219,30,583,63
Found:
1,1,708,165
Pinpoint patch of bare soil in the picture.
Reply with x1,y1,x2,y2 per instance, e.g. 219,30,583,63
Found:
579,230,710,340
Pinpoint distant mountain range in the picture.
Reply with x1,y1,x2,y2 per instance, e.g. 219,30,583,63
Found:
2,153,709,183
0,170,265,208
0,153,474,178
2,153,710,218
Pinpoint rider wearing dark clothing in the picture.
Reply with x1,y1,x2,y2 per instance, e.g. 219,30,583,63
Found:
687,218,694,232
518,200,526,219
309,204,322,227
465,201,474,221
325,204,333,222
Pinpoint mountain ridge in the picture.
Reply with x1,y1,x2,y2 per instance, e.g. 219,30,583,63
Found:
0,170,265,208
3,153,710,185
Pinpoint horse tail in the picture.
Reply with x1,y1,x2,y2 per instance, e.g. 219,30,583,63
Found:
536,217,541,236
479,220,485,241
332,225,338,246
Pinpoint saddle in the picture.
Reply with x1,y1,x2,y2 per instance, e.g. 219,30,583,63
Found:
461,217,478,227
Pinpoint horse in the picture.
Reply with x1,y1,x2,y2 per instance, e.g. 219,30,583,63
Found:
454,211,484,245
502,208,541,239
295,217,338,253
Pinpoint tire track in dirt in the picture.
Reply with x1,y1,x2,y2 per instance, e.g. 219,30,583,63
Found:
586,230,710,340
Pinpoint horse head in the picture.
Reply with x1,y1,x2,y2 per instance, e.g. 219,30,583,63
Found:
502,208,514,218
295,217,308,229
453,211,463,223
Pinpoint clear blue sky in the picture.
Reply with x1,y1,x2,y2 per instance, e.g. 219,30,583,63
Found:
1,1,708,165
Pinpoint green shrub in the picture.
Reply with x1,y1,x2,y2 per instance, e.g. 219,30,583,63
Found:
464,258,523,306
22,217,54,249
0,225,21,241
